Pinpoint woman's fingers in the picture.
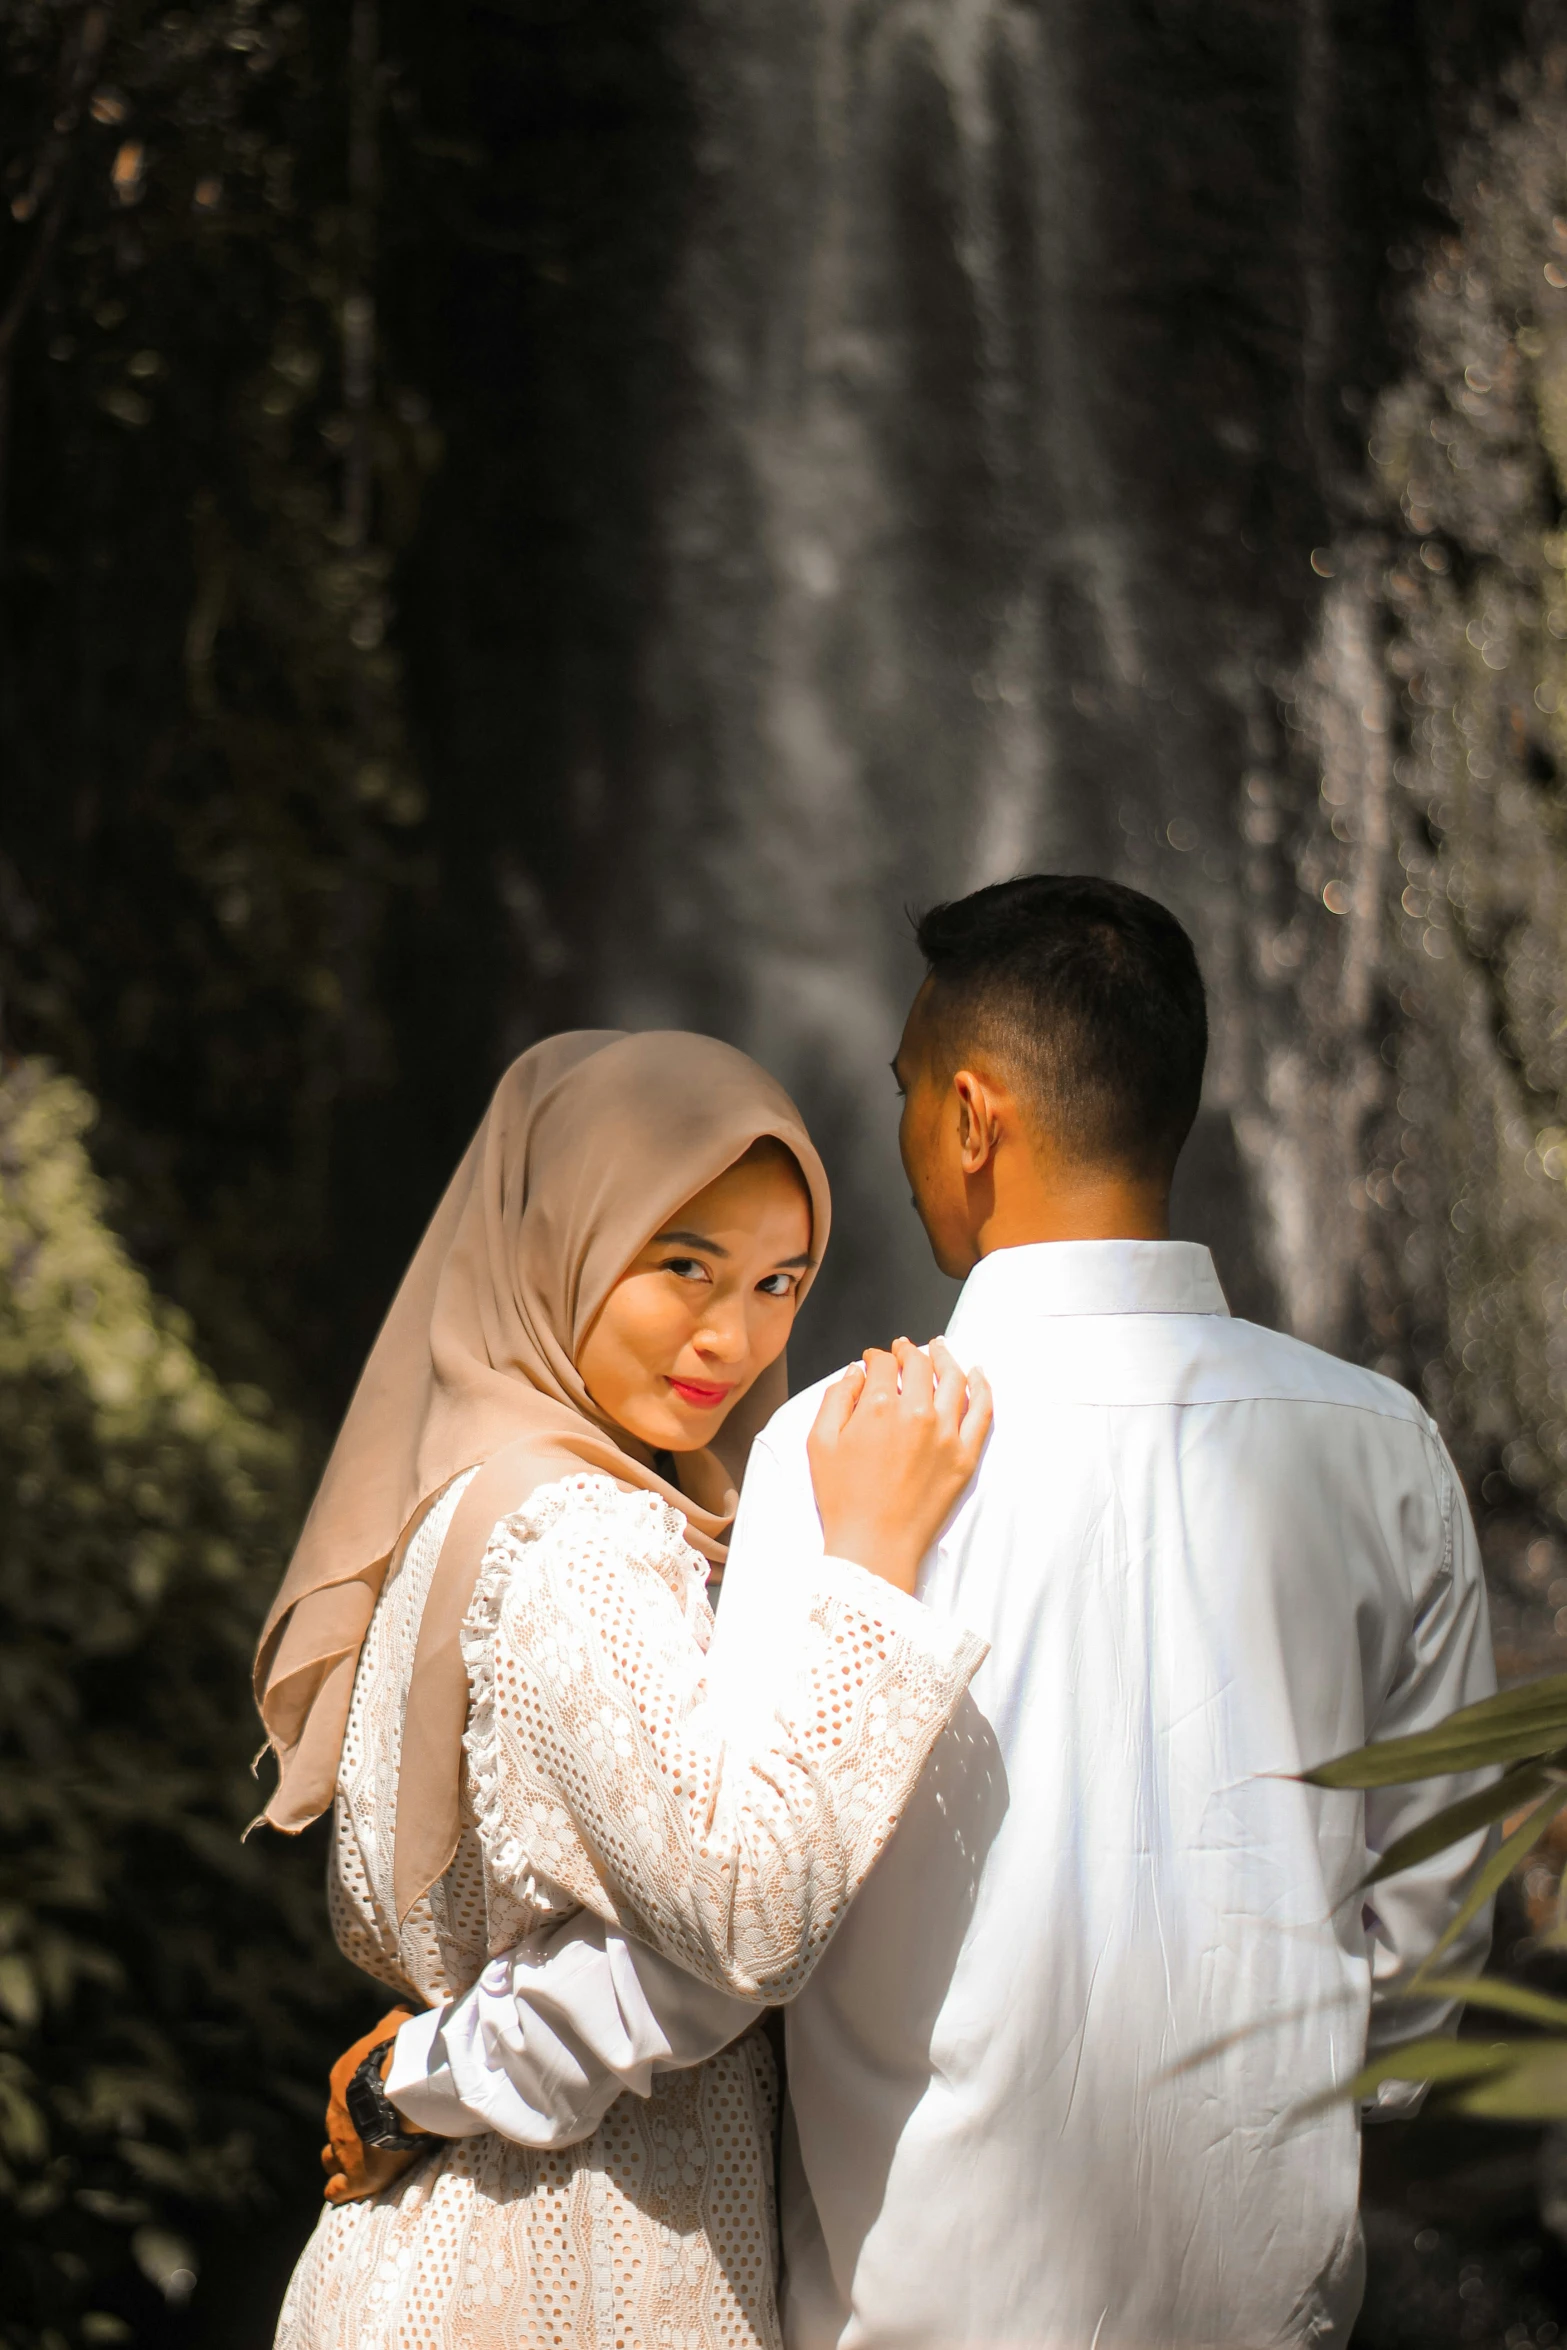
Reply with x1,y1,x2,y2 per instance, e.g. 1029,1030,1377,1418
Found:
822,1334,980,1461
811,1362,866,1447
809,1338,990,1594
958,1364,993,1462
890,1336,935,1414
927,1337,967,1438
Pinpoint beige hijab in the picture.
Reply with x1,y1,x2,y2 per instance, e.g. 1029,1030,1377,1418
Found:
254,1029,830,1921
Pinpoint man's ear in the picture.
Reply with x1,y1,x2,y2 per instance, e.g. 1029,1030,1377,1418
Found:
952,1070,1001,1174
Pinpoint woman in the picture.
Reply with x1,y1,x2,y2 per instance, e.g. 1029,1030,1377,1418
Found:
257,1028,988,2350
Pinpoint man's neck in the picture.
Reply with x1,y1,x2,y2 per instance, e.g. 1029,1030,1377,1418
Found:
970,1171,1171,1258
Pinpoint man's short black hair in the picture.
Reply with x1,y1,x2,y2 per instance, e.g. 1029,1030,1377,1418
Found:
911,874,1207,1182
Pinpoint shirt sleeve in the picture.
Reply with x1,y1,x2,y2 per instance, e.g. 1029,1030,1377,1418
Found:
462,1471,987,2002
1360,1425,1497,2118
704,1422,833,1708
385,1910,757,2146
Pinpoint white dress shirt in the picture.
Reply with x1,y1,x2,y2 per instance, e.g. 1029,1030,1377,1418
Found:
394,1241,1495,2350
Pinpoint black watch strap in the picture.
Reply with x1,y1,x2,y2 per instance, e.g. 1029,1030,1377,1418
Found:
345,2038,424,2153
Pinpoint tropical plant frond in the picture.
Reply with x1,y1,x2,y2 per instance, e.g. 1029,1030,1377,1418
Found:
1413,1784,1567,1977
1446,2042,1567,2119
1357,1763,1554,1887
1304,1678,1567,1788
1304,2035,1519,2116
1386,1974,1567,2030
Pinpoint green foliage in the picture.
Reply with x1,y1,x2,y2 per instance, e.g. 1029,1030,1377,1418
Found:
1308,1679,1567,1790
1306,1674,1567,2123
0,1059,359,2349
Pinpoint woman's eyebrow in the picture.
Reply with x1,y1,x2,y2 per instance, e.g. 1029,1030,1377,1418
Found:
652,1231,814,1272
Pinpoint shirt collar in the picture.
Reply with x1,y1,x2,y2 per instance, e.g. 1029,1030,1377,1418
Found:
945,1240,1229,1349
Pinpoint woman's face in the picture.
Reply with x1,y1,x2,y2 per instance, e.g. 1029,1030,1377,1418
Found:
577,1142,814,1457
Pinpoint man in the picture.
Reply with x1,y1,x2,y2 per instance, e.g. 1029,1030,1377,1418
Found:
379,875,1494,2348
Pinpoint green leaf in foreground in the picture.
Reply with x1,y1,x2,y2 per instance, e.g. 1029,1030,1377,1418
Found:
1338,2034,1567,2122
1404,1976,1567,2030
1304,1676,1567,1788
1357,1763,1555,1888
1335,2038,1522,2104
1447,2043,1567,2119
1417,1784,1567,1975
1330,1987,1567,2122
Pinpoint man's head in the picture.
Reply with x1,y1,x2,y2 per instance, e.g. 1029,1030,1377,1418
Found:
894,875,1208,1276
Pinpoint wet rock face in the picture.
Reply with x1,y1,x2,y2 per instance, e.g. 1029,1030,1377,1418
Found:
1259,49,1567,1661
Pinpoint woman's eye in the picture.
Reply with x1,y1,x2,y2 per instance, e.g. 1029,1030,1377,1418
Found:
662,1257,711,1283
756,1272,797,1298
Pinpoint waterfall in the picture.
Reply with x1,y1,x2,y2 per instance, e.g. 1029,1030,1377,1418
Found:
599,0,1199,1370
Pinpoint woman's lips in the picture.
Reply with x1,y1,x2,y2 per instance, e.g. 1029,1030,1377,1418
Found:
667,1377,735,1409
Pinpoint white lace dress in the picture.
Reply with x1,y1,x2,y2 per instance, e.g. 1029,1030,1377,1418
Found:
274,1471,985,2350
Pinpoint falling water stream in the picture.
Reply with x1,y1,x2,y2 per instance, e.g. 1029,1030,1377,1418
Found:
597,0,1250,1368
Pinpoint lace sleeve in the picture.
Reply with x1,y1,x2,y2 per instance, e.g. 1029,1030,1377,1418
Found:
462,1473,986,2001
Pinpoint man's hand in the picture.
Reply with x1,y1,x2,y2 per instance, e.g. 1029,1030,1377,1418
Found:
322,2006,429,2206
807,1337,991,1593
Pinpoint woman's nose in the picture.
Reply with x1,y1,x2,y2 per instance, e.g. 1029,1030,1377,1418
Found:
695,1302,749,1363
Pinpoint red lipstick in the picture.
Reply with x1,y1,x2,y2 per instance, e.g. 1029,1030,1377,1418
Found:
667,1376,735,1410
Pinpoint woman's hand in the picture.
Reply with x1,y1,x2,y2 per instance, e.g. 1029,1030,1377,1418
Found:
807,1337,991,1594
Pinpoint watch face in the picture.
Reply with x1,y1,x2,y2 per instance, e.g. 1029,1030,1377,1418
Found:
344,2064,384,2141
346,2041,421,2151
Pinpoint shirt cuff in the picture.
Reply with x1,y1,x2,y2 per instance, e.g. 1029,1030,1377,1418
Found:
814,1551,988,1677
1362,2076,1429,2122
385,2005,487,2138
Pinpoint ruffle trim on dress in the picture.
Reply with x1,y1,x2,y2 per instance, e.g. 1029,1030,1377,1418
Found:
460,1472,712,1912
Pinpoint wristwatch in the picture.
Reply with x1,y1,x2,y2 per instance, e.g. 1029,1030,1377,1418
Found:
345,2037,426,2153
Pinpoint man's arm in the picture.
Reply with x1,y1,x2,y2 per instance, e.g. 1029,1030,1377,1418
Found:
386,1911,758,2147
1360,1426,1497,2115
386,1411,834,2146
